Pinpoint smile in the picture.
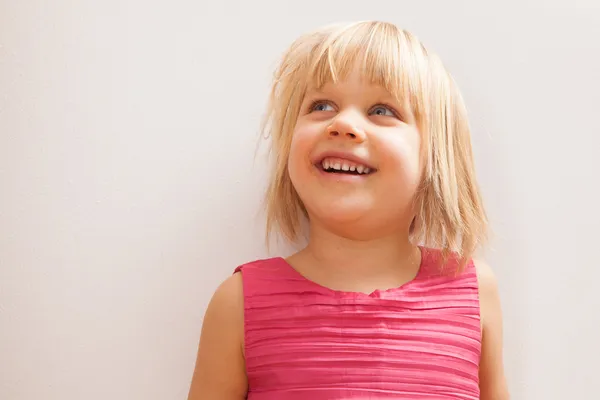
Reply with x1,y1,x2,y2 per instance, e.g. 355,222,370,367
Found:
319,157,374,175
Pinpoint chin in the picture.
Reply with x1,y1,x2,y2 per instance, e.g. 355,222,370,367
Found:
309,199,374,224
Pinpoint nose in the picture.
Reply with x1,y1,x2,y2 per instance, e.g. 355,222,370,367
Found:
327,112,366,142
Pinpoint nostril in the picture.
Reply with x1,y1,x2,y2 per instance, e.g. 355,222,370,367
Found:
328,130,359,139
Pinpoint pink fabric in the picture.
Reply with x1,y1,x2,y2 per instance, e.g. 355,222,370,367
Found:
234,247,481,399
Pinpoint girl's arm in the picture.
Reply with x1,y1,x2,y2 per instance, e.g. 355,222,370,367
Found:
476,260,510,400
187,273,248,400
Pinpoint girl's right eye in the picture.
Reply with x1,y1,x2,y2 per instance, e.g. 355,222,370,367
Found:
310,101,335,112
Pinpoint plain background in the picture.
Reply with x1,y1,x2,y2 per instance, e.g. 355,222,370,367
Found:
1,0,599,399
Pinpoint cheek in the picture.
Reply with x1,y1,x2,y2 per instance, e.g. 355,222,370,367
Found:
288,125,318,185
380,129,422,187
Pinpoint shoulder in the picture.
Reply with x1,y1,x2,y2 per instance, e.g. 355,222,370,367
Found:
207,272,244,322
217,270,244,298
472,258,501,324
473,259,498,294
202,272,245,349
472,258,510,398
187,272,247,399
200,271,245,355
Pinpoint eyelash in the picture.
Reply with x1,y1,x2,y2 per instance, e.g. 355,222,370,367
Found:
307,100,401,119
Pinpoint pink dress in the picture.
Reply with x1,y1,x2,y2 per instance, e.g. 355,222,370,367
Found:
234,247,481,399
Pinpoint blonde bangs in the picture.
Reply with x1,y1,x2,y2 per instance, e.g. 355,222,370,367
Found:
262,21,488,269
306,22,428,125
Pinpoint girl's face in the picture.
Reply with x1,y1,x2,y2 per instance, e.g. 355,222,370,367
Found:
287,67,423,237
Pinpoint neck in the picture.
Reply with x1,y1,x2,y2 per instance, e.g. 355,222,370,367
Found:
301,220,418,275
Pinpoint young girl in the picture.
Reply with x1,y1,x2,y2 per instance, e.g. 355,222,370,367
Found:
188,21,509,400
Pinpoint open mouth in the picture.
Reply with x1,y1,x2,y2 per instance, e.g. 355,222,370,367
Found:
318,157,375,176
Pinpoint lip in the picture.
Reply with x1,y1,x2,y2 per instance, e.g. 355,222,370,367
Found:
312,150,376,171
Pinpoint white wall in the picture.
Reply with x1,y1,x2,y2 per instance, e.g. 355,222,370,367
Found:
1,1,599,399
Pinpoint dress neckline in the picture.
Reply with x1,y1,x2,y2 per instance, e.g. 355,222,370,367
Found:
275,246,426,298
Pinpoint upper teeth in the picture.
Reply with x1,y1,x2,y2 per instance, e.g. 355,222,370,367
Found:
321,157,371,174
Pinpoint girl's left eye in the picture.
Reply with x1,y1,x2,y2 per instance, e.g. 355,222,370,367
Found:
369,105,395,117
311,102,335,112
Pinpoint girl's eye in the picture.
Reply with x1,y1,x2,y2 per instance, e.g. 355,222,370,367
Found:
369,105,395,117
310,102,335,112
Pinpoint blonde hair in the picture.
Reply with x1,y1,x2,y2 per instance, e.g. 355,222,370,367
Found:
261,21,488,266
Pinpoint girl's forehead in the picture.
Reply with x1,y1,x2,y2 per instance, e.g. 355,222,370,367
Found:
305,57,413,102
304,71,402,102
